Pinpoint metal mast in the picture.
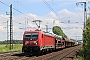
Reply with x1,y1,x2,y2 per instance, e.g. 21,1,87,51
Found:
10,4,13,49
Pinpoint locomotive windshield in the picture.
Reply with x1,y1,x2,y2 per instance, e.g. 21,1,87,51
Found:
25,33,38,40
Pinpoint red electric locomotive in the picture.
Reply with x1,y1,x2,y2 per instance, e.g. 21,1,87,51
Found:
22,29,55,53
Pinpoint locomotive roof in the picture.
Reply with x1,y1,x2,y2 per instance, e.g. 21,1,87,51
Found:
24,29,42,32
44,32,54,37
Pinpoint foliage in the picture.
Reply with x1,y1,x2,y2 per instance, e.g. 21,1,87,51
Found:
83,17,90,60
0,40,22,44
52,26,67,38
74,48,84,60
73,56,84,60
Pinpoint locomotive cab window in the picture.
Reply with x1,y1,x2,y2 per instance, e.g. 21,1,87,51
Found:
25,33,38,40
25,33,31,40
32,33,38,40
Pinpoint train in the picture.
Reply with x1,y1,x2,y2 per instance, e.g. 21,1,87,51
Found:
22,29,74,54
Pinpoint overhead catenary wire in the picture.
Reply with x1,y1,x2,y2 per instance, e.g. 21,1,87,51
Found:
0,0,88,22
49,0,84,39
42,0,79,21
0,1,86,26
42,0,59,18
13,1,32,13
0,0,82,24
0,1,9,7
0,1,34,21
51,0,77,20
0,1,34,29
0,0,85,40
0,14,31,29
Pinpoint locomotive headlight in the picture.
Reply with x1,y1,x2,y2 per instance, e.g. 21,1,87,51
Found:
34,41,38,45
25,41,29,45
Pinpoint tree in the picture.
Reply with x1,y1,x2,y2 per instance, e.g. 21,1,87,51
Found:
52,26,67,38
83,17,90,60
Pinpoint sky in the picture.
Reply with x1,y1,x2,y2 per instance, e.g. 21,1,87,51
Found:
0,0,90,41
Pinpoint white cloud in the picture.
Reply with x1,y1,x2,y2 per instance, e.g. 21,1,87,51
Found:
59,9,76,18
46,11,58,19
0,8,84,41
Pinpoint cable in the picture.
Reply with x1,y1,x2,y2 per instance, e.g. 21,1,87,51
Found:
0,0,34,29
42,0,59,17
42,0,78,22
14,1,32,13
0,1,9,7
51,0,60,13
0,1,33,21
0,14,30,29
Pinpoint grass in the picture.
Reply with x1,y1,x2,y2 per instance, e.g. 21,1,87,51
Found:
73,47,84,60
73,56,84,60
0,44,22,53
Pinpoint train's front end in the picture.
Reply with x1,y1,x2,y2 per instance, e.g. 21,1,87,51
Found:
22,30,41,53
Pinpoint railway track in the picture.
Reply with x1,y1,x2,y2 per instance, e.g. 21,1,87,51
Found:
0,51,22,57
0,45,82,60
31,45,82,60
